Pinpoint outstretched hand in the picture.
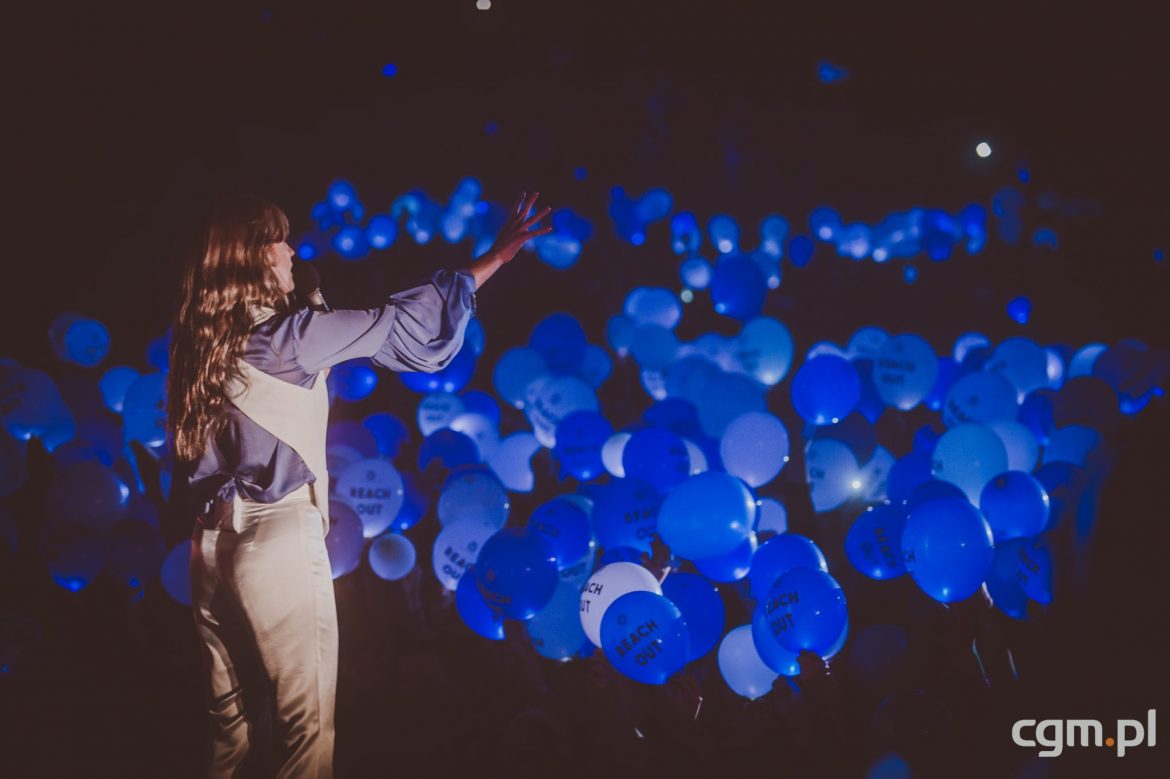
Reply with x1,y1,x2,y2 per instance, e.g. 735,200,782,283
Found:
486,191,553,265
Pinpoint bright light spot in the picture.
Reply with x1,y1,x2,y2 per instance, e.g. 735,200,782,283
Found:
831,417,840,424
680,289,694,303
717,239,733,253
851,480,862,490
381,63,398,77
476,0,491,8
783,456,790,463
976,142,992,158
817,227,833,240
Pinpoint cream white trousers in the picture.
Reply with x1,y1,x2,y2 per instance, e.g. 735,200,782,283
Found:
190,485,338,778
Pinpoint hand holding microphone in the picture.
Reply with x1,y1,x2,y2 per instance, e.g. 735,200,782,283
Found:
292,261,331,312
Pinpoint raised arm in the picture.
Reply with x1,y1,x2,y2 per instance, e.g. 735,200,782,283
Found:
467,191,553,290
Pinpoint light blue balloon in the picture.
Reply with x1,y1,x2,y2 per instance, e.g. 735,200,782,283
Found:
601,591,690,685
748,533,828,598
629,324,680,371
979,471,1050,541
366,214,398,249
718,624,779,699
711,254,767,320
931,423,1008,503
791,355,862,425
696,371,767,439
759,215,789,257
437,470,509,528
457,564,505,640
680,256,713,289
902,497,994,603
805,438,861,512
658,472,755,560
694,532,756,583
99,366,139,413
368,533,416,580
625,287,682,330
708,214,740,253
526,576,591,660
661,572,726,661
325,500,365,579
592,478,662,554
474,527,559,620
734,317,795,386
526,497,593,570
874,334,939,411
942,371,1019,427
985,337,1049,401
845,503,908,580
121,372,168,448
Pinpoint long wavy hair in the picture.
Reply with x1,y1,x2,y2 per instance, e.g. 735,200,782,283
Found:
168,195,293,462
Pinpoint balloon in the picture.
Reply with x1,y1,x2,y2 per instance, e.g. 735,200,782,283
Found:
577,344,613,389
456,564,505,640
629,324,680,372
121,372,167,448
658,472,755,560
719,411,789,488
1012,536,1054,604
161,540,192,606
448,412,500,461
643,397,703,440
660,572,725,661
44,525,106,592
931,424,1009,503
856,446,896,503
814,412,877,465
600,591,690,684
874,334,939,411
901,497,995,603
49,314,110,368
622,427,690,492
846,503,909,580
46,461,128,532
323,500,363,579
1069,344,1107,378
328,361,378,402
432,517,496,591
1043,425,1100,467
327,420,378,458
680,256,713,289
368,533,416,580
474,527,559,620
755,567,848,655
606,315,638,358
696,371,767,439
942,371,1019,428
591,478,662,554
579,561,662,647
399,341,475,394
548,410,610,481
718,625,779,700
906,479,968,510
529,313,587,374
458,390,500,425
664,354,721,403
335,458,404,538
987,420,1040,472
985,338,1049,401
419,428,480,470
748,534,828,598
986,541,1029,619
756,499,788,535
694,532,757,583
733,317,795,385
711,254,767,320
417,393,465,437
750,611,802,676
625,287,682,330
847,327,890,361
493,348,549,409
486,432,539,493
924,357,961,413
98,366,138,413
526,497,593,569
886,452,933,504
805,438,862,512
791,355,862,425
437,469,509,529
600,431,632,478
527,375,598,449
979,472,1050,541
527,577,591,660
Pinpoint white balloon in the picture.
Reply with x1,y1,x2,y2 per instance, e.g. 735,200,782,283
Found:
335,458,404,538
432,517,496,591
720,411,789,487
683,439,708,474
874,334,939,411
527,375,598,448
985,337,1049,402
857,445,895,503
417,393,465,437
931,424,1009,504
988,420,1040,472
847,326,890,361
579,561,662,647
756,499,788,535
601,432,632,478
437,470,509,528
486,432,540,493
805,439,861,512
718,624,779,700
448,411,500,461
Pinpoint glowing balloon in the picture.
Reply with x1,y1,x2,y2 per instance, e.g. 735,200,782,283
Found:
579,561,662,647
719,411,789,488
527,375,598,449
486,432,539,492
335,458,404,538
622,427,691,492
805,438,862,512
661,572,725,661
601,431,632,478
733,317,795,385
456,565,505,640
328,361,377,402
474,527,559,620
530,313,587,374
847,327,890,361
526,497,593,570
657,472,755,560
874,334,939,411
748,533,827,598
901,497,994,603
601,591,690,685
368,533,416,580
758,567,848,655
980,471,1049,541
694,532,756,583
121,372,168,448
856,445,896,502
437,469,509,529
399,342,476,394
846,503,909,580
625,287,682,330
931,423,1009,503
680,256,713,289
756,498,788,535
985,338,1049,401
493,347,549,409
578,344,613,389
49,314,110,367
527,577,591,660
942,371,1019,428
696,371,767,438
711,254,767,320
98,366,138,414
791,355,862,425
362,412,409,459
419,428,480,470
987,420,1040,472
718,625,780,700
323,500,363,578
417,393,465,437
432,516,496,591
591,478,662,554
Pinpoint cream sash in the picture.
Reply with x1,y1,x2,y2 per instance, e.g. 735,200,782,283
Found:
225,360,332,535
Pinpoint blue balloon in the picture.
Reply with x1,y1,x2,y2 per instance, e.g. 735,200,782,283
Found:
459,389,500,425
49,314,110,367
624,287,682,330
390,471,428,532
419,428,481,470
931,423,1009,504
791,355,862,425
622,427,691,492
362,412,409,459
710,254,767,320
146,330,171,372
986,541,1029,619
789,235,815,267
750,612,802,676
642,397,703,440
671,212,701,255
366,214,399,250
493,348,549,409
329,361,378,401
851,359,887,423
763,567,847,655
846,503,908,580
553,410,612,481
529,313,587,374
1012,536,1054,604
526,497,593,570
457,564,505,640
886,452,933,504
368,533,416,580
708,214,740,253
942,371,1019,427
45,526,106,591
333,225,369,260
592,478,662,554
901,497,994,603
979,471,1050,541
680,256,712,289
121,372,168,448
748,534,828,598
661,572,726,661
600,591,690,685
327,420,378,457
526,577,591,660
924,357,961,412
99,366,139,413
161,541,193,606
324,500,364,579
694,532,757,583
658,472,755,560
400,342,476,394
906,479,967,510
474,527,559,620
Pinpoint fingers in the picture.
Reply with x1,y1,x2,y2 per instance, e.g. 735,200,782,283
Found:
511,192,526,218
521,206,553,230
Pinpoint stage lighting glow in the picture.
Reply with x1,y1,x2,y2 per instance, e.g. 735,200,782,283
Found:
680,289,694,303
381,63,397,77
477,0,491,9
976,142,992,158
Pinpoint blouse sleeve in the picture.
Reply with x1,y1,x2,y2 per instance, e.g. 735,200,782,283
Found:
290,269,477,374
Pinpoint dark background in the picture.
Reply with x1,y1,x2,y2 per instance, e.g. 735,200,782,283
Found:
4,1,1169,777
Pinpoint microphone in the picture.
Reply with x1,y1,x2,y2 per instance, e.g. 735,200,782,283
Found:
292,261,331,312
